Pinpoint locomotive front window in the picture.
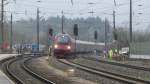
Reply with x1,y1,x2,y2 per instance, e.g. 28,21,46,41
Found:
57,36,70,44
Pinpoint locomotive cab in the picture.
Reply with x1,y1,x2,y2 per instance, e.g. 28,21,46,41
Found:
53,34,72,57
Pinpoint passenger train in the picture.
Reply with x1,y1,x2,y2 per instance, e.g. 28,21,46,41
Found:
51,33,105,58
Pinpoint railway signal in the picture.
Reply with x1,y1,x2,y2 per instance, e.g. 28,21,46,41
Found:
94,30,97,41
73,24,78,57
73,24,78,36
48,28,53,56
49,28,53,36
113,30,118,40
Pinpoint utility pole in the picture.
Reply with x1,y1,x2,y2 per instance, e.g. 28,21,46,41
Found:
88,2,95,16
129,0,132,56
113,10,119,53
129,0,132,42
37,8,40,52
105,18,107,57
10,13,13,52
113,10,116,31
88,11,94,16
88,27,89,41
61,10,64,34
1,0,4,52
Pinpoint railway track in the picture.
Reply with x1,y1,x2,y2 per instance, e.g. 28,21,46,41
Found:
1,54,55,84
22,57,55,84
82,56,150,71
2,56,25,84
58,59,150,84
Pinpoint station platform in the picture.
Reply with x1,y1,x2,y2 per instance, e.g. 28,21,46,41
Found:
0,54,17,60
0,54,18,84
130,54,150,59
0,70,14,84
89,53,150,60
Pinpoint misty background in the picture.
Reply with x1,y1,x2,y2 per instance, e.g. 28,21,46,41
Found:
1,0,150,55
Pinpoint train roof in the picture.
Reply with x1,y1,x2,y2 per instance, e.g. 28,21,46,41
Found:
55,33,72,38
55,33,105,45
76,40,105,45
55,33,70,37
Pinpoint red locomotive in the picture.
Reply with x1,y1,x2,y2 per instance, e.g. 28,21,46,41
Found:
53,34,73,57
51,33,105,58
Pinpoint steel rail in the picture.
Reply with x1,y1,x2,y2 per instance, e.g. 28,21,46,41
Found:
22,57,56,84
58,59,150,84
82,56,150,71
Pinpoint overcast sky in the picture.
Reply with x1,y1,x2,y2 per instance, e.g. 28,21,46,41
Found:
5,0,150,30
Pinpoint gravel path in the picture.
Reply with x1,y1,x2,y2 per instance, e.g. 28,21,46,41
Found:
49,56,128,84
26,56,98,84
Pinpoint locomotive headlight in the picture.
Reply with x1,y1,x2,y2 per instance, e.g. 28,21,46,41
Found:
54,44,58,48
67,46,71,49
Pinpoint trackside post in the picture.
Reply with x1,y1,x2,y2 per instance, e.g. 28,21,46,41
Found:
73,24,78,57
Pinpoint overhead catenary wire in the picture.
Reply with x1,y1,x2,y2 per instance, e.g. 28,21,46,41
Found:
4,0,149,27
5,0,143,17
